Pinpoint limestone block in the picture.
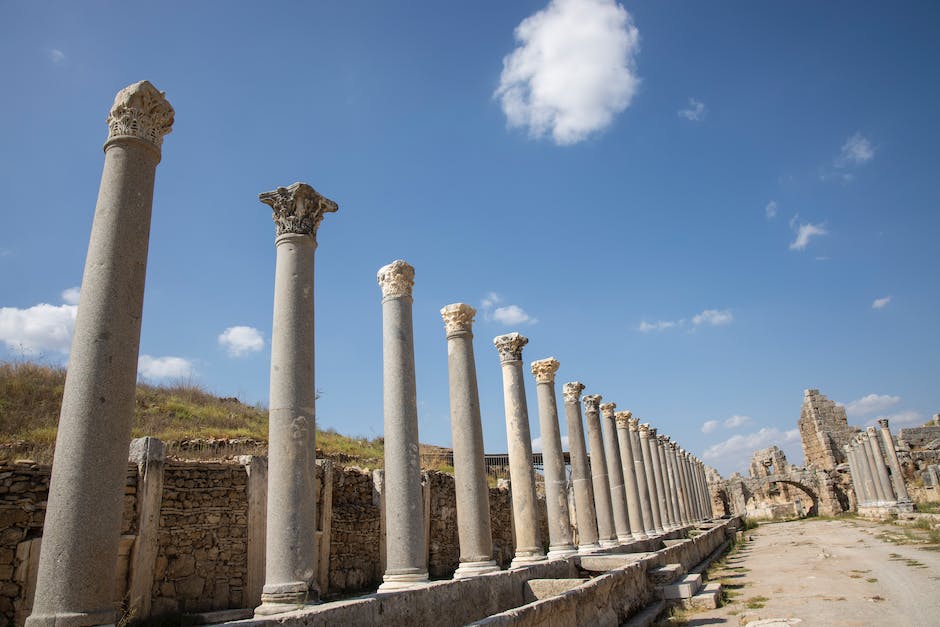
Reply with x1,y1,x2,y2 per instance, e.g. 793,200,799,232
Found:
578,555,643,573
661,573,702,599
647,563,684,585
523,578,588,603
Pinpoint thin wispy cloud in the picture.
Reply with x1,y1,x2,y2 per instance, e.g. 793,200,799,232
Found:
138,355,194,380
867,410,923,428
678,98,706,122
702,427,801,475
637,319,680,333
47,49,66,64
844,393,901,417
480,292,538,326
692,309,733,327
701,420,719,434
765,200,778,220
872,296,891,310
789,219,827,251
495,0,641,145
218,326,264,357
837,133,875,167
637,308,732,333
723,415,753,429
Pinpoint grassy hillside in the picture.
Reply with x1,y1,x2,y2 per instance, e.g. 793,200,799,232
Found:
0,361,386,467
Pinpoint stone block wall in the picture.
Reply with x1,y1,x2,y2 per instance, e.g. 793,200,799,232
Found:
798,389,858,471
326,466,381,592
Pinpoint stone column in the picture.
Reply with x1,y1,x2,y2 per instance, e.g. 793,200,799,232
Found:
615,412,646,540
663,439,685,528
859,432,888,505
676,447,693,525
629,418,655,536
531,358,577,558
255,182,337,614
638,424,664,534
600,403,632,543
699,460,713,518
681,452,696,521
877,418,911,503
26,81,173,627
647,428,671,530
855,436,880,506
441,304,499,578
656,435,678,530
866,426,895,504
494,333,547,567
562,382,600,554
582,395,618,548
844,444,867,507
689,455,704,521
378,261,429,590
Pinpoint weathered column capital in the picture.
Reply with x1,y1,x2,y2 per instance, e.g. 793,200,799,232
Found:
877,418,890,430
628,416,639,431
600,402,616,419
615,410,633,429
377,260,415,300
260,182,339,238
530,357,560,383
441,303,475,338
649,427,658,438
638,423,651,437
562,381,585,403
582,394,602,414
106,80,174,151
865,426,878,437
494,332,528,363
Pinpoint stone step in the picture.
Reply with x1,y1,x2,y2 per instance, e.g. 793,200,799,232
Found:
578,553,646,572
647,562,685,585
622,599,666,627
660,573,703,599
523,578,589,603
684,582,722,609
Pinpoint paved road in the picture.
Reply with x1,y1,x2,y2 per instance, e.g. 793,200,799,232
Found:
686,518,940,627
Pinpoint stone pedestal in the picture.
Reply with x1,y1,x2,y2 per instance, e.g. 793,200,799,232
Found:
615,412,646,540
877,418,911,505
582,395,618,548
256,182,337,615
631,419,657,536
531,358,577,559
494,333,546,568
442,304,500,578
563,382,600,554
378,261,429,591
26,81,173,627
600,403,632,543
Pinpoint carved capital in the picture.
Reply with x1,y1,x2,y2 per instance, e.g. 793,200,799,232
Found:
377,260,415,300
615,410,632,429
582,394,602,413
638,423,651,437
441,303,475,337
865,426,878,437
530,357,560,383
493,332,528,363
562,381,585,403
877,418,890,430
649,427,658,438
106,80,174,149
600,402,616,419
260,182,338,237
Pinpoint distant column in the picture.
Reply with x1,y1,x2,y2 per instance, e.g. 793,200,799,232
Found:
638,424,664,534
378,261,429,591
866,427,896,504
531,358,577,558
648,428,671,530
600,403,632,543
877,418,911,504
494,333,546,567
27,81,174,627
855,436,880,506
663,438,685,527
656,435,678,530
629,418,655,536
583,395,619,548
441,304,499,578
860,432,888,505
689,455,705,521
676,447,693,525
615,411,646,540
562,382,600,554
844,444,868,507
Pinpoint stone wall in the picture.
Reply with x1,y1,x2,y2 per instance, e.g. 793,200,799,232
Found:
327,466,381,592
797,389,858,471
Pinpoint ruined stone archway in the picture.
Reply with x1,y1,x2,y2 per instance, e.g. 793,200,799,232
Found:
744,478,819,519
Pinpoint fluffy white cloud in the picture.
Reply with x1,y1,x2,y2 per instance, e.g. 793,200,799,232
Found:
765,200,778,219
844,393,901,417
61,287,81,305
872,296,891,310
701,420,719,434
0,299,77,355
869,410,924,428
692,309,733,327
481,293,537,326
702,427,801,475
678,98,706,121
837,132,875,166
218,326,264,357
723,415,753,428
789,222,827,251
138,355,194,380
495,0,640,145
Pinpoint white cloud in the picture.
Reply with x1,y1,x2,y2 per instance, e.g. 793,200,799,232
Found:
61,287,81,306
844,393,901,418
138,355,194,380
789,222,827,251
495,0,641,145
872,296,891,310
0,298,77,355
765,200,778,219
678,98,706,122
481,293,537,326
692,309,733,327
47,49,66,64
869,410,924,428
701,420,719,434
723,415,753,429
532,434,570,452
837,132,875,167
637,319,679,333
702,427,801,475
218,325,264,357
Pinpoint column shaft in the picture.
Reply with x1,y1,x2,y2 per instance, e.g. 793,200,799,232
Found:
867,427,895,504
563,383,600,553
630,421,655,536
600,404,632,543
856,438,880,505
638,426,664,534
648,429,670,530
583,396,618,547
615,414,646,540
860,433,888,504
664,442,684,527
878,419,910,502
656,437,677,529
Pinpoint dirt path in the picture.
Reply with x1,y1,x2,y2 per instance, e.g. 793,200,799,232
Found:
682,518,940,626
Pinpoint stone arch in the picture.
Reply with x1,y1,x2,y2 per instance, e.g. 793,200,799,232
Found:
745,477,819,519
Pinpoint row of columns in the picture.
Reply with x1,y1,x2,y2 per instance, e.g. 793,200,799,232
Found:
844,419,911,508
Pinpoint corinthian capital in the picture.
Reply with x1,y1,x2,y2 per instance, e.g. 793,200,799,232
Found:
600,402,617,419
377,260,415,300
877,418,890,430
441,303,475,337
628,416,639,431
649,427,658,437
582,394,602,413
493,332,528,363
530,357,560,383
615,410,632,429
260,182,339,237
562,381,585,403
638,423,651,437
106,80,174,149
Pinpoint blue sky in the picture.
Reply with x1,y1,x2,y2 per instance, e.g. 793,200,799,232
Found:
1,1,938,475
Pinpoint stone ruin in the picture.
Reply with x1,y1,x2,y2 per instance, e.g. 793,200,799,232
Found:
797,389,858,471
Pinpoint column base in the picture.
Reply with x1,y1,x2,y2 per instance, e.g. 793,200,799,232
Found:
631,531,649,541
598,538,620,549
255,581,317,616
25,609,115,627
378,570,429,592
510,551,548,569
547,545,578,559
616,533,634,544
453,560,501,578
577,543,602,555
